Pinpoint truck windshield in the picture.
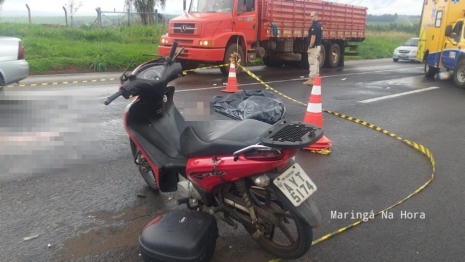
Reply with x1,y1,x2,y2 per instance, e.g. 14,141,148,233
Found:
189,0,234,13
403,38,419,46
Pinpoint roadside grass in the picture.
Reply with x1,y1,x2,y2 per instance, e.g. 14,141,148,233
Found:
0,23,165,74
0,23,416,74
347,30,417,60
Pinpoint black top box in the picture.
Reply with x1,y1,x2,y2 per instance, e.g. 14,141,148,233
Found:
139,210,219,262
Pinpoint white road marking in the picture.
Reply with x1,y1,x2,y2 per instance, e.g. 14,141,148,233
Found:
96,66,423,98
358,86,440,103
175,67,423,93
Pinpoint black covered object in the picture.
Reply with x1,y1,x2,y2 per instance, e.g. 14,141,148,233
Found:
212,90,286,124
139,210,219,262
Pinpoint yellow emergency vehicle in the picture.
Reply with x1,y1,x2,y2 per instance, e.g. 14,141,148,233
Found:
416,0,465,87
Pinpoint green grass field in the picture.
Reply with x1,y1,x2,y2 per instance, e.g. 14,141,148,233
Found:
349,30,417,60
0,22,416,74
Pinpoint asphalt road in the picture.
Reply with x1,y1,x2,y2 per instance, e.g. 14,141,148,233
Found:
0,59,464,262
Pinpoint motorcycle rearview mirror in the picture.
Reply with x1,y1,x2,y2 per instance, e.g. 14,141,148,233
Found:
167,41,179,63
120,60,134,82
173,46,185,60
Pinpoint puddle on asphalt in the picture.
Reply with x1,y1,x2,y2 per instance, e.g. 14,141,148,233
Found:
360,75,429,87
51,195,276,262
52,202,159,261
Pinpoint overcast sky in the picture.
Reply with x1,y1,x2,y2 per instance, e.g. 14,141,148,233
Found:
0,0,423,17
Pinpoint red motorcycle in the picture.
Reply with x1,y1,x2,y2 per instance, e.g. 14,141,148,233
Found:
104,42,323,259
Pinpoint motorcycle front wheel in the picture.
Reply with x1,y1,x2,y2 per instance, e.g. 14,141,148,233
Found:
130,139,159,191
243,187,313,259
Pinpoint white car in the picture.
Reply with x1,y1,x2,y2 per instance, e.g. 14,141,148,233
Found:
393,37,419,62
0,37,29,90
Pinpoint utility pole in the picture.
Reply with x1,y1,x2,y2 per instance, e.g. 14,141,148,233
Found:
25,4,31,24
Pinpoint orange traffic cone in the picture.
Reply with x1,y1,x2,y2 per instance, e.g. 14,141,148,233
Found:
302,76,332,153
222,56,241,93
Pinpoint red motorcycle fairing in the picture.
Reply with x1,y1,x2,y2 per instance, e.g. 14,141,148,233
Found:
123,97,161,187
187,149,299,191
122,90,189,192
124,108,161,187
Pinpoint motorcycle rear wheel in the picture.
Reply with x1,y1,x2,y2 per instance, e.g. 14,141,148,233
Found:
242,187,313,259
130,139,159,191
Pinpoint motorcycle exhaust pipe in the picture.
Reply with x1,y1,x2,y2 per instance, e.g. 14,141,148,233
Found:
223,198,249,213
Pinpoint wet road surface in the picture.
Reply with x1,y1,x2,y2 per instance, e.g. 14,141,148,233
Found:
0,59,464,262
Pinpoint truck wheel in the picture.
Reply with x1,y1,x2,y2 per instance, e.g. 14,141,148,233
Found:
0,74,4,91
327,43,341,68
180,61,200,71
263,56,284,68
453,59,465,88
300,53,309,69
318,46,326,69
220,44,244,76
424,62,438,78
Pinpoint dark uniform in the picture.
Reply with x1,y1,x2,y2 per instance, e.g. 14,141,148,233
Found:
305,20,323,81
307,21,323,49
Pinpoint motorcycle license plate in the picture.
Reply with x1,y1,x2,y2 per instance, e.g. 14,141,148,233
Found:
273,163,317,207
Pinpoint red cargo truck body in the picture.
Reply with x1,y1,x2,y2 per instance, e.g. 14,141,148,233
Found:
159,0,367,75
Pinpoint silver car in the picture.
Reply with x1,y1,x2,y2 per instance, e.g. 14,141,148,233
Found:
393,37,419,62
0,37,29,89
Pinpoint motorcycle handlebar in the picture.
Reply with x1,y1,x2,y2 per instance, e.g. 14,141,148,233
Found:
104,41,181,106
104,90,123,105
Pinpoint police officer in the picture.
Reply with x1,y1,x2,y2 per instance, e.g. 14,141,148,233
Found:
303,11,323,85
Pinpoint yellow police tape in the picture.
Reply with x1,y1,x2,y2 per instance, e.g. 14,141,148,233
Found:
4,64,231,88
231,64,435,262
5,78,119,88
237,65,331,155
182,63,230,74
17,62,433,261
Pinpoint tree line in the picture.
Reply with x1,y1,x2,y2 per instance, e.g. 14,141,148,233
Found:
367,14,399,23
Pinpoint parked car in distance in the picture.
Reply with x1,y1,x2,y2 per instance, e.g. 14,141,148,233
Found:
0,37,29,90
393,37,419,62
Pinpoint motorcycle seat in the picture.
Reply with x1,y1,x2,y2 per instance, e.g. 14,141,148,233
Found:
180,119,272,157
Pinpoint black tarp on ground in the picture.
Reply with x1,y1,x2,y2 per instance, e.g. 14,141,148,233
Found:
212,90,286,124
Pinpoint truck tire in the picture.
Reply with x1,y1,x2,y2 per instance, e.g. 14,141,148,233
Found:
318,46,326,69
424,62,438,78
0,74,4,91
180,61,200,71
300,53,309,69
423,53,438,78
220,44,244,76
326,43,341,68
452,59,465,88
263,56,284,68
